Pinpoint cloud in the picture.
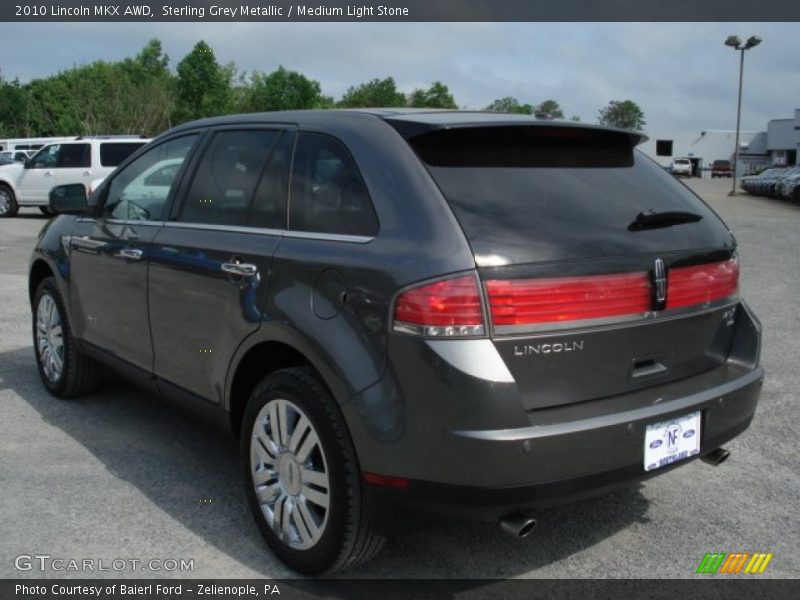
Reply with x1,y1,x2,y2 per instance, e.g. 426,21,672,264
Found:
0,21,796,132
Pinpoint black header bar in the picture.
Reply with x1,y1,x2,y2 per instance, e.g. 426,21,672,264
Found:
4,0,800,22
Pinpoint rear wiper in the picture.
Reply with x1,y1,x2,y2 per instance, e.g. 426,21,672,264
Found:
627,210,702,232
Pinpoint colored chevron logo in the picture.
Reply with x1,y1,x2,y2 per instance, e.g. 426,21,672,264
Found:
696,552,774,574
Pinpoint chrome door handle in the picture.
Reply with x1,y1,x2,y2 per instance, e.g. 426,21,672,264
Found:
117,248,143,260
221,262,258,276
83,171,91,176
44,171,52,177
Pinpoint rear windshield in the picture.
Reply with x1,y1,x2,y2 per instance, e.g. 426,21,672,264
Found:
408,126,730,264
100,142,148,167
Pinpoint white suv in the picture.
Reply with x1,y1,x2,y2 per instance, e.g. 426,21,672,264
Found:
671,158,693,178
0,137,150,217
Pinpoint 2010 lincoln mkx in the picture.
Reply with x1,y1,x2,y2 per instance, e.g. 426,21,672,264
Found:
29,109,764,574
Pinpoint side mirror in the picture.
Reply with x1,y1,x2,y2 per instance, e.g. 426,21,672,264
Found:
23,158,32,169
49,184,88,215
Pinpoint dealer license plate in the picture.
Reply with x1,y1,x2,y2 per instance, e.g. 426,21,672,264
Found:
643,411,701,472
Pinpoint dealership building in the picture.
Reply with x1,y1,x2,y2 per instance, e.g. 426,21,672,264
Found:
639,108,800,176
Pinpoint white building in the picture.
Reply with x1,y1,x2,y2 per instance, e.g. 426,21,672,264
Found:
638,108,800,177
639,130,767,176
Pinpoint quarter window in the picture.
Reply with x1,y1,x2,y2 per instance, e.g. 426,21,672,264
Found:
178,130,282,227
100,142,148,167
289,133,378,237
103,135,198,221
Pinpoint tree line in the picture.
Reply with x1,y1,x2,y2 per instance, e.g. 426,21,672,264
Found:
0,39,646,138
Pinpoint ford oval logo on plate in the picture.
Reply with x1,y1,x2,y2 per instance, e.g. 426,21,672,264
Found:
649,439,663,449
683,429,696,439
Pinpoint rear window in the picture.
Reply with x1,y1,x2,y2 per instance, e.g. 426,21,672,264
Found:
100,142,148,167
408,126,729,264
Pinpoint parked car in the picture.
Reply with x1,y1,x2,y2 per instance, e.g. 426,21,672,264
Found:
741,167,784,196
671,158,692,177
0,137,150,217
0,149,32,163
711,159,732,178
777,166,800,201
30,110,763,574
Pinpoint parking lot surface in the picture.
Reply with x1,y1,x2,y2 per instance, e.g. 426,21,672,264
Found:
1,178,798,579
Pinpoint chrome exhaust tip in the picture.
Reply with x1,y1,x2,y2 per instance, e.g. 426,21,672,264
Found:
499,514,537,539
700,447,731,466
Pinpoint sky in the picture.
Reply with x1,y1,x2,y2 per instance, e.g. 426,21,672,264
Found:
0,21,797,133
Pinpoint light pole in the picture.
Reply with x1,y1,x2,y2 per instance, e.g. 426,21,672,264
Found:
725,35,761,196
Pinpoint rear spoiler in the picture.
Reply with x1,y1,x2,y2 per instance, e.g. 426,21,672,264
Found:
385,117,648,147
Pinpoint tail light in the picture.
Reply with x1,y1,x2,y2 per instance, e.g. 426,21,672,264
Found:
666,258,739,310
393,274,485,337
486,273,651,326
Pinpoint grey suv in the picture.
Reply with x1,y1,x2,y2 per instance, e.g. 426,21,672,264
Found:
29,110,764,574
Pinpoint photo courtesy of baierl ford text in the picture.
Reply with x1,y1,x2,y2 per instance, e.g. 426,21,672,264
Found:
0,1,798,598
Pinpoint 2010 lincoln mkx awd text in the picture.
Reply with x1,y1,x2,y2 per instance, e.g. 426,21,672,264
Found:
29,109,764,574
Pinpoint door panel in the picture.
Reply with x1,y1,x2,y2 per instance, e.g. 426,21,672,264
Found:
69,220,160,370
148,226,280,403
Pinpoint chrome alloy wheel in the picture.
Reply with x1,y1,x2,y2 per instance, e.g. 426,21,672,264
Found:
35,293,64,383
250,398,330,550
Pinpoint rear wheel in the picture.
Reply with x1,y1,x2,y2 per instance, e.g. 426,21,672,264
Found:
0,184,18,218
242,367,385,574
33,277,101,397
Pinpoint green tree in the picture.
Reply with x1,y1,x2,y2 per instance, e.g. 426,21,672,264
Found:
244,66,325,112
0,73,27,137
534,99,564,119
597,100,646,129
408,81,457,108
484,97,533,114
569,115,581,122
338,77,406,108
174,41,232,123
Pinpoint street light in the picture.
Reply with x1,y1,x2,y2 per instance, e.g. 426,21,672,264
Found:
725,34,762,196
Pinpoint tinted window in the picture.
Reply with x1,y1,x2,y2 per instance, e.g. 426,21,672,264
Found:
100,142,148,167
409,126,728,264
247,131,293,229
179,130,280,226
56,143,91,168
289,133,378,237
103,135,198,221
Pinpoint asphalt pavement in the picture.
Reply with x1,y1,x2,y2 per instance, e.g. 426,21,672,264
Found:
0,178,798,579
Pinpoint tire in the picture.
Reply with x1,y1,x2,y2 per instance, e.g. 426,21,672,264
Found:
0,183,18,218
39,206,54,217
241,367,386,574
33,277,101,398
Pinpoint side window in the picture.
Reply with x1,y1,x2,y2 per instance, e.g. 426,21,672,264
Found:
56,144,91,168
289,133,378,237
100,142,148,167
246,131,293,229
178,129,280,226
103,135,198,221
30,144,60,169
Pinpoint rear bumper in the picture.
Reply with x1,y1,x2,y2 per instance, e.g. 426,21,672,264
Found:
365,367,762,521
347,301,763,520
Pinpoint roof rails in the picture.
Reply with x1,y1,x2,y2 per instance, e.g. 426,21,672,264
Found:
75,134,147,140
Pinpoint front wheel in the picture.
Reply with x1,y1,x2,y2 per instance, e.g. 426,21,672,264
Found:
242,367,385,574
33,277,101,397
0,184,18,218
39,206,54,217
